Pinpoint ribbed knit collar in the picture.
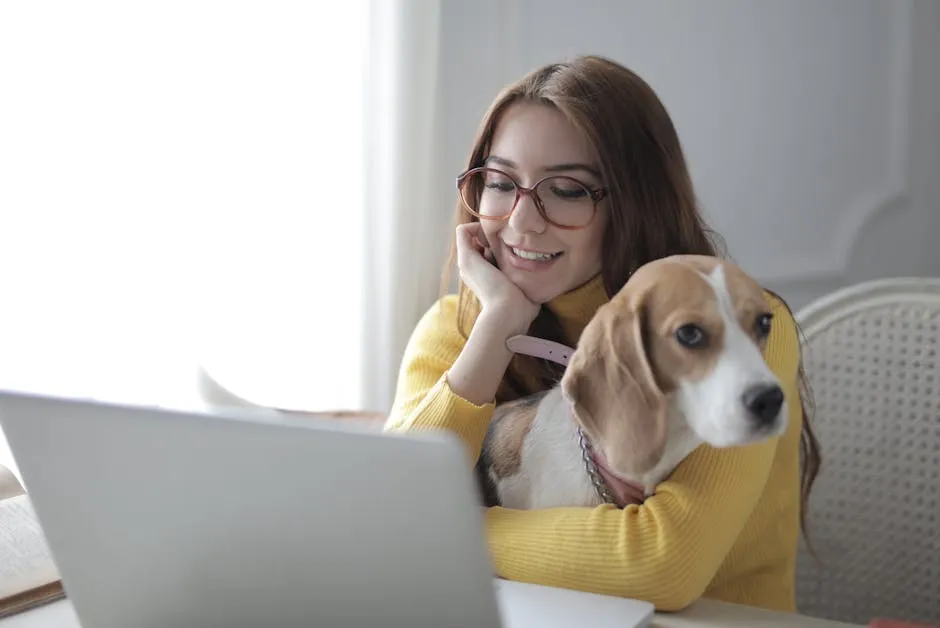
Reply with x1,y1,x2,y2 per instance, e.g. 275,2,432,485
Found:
545,273,610,346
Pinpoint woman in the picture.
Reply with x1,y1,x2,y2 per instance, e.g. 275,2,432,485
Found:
383,55,820,613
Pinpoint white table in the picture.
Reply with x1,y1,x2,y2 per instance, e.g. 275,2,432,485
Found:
1,593,863,627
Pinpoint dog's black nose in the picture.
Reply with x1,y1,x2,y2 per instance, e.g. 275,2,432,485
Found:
742,384,784,425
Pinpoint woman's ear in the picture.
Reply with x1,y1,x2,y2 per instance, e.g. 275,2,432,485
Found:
561,300,668,477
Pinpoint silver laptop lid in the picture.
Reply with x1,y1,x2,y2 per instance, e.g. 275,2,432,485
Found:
0,390,503,628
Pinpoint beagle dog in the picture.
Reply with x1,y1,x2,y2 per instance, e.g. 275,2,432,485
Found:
476,254,788,510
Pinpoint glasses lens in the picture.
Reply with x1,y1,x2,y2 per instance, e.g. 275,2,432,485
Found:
535,176,596,228
459,169,517,218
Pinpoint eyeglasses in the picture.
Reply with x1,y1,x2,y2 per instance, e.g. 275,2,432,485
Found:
455,166,608,230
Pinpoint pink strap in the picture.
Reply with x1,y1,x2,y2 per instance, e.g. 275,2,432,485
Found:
506,335,574,367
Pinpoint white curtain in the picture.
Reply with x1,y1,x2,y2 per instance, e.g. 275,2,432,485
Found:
0,0,450,465
361,0,448,413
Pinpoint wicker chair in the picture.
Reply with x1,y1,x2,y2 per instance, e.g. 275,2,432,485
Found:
794,277,940,625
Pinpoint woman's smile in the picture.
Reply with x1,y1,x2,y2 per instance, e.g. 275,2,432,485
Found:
501,241,565,273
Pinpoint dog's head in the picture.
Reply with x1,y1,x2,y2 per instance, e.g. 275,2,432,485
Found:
560,254,787,479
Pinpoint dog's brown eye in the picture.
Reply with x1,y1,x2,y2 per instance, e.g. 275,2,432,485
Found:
755,313,773,337
676,324,706,348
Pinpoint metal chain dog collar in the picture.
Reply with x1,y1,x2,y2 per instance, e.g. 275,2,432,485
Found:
577,426,618,505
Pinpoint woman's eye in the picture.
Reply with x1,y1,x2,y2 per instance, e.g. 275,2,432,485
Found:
485,180,515,193
549,184,588,200
675,324,707,348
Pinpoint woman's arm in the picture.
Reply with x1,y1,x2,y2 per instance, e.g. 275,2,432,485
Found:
444,308,519,407
484,296,802,611
386,222,540,459
383,296,518,461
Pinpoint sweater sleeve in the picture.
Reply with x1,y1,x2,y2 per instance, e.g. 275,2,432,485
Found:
383,296,496,462
483,294,802,611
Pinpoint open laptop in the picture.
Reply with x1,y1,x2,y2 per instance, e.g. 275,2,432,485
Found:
0,389,654,628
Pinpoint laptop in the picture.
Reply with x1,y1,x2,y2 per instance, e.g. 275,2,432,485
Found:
0,389,654,628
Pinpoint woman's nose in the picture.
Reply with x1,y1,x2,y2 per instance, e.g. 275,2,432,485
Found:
507,190,547,234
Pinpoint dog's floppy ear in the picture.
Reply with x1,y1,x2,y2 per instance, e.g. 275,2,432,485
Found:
561,298,667,477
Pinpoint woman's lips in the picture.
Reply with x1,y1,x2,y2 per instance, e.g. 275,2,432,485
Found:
503,243,564,271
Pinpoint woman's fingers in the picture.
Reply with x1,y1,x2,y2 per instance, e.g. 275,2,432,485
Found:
456,223,502,296
453,222,540,333
457,223,490,262
459,222,486,252
474,230,489,253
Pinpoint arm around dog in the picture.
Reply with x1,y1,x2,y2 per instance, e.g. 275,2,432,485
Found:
483,299,803,612
383,296,515,463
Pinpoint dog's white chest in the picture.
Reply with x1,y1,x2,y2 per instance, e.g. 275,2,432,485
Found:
491,397,700,510
495,396,602,510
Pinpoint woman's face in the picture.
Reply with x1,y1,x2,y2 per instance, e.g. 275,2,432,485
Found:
480,102,608,304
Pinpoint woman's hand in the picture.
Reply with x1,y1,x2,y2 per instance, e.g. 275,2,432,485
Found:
455,222,539,336
444,222,541,406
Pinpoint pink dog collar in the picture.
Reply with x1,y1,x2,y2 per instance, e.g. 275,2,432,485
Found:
587,441,648,507
505,335,573,367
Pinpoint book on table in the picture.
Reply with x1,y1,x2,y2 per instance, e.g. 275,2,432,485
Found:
0,463,64,618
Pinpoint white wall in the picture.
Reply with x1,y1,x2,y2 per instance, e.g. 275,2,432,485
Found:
434,0,940,311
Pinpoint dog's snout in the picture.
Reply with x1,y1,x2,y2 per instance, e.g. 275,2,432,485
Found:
742,384,784,425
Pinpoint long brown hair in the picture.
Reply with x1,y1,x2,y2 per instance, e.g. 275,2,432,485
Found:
441,55,820,542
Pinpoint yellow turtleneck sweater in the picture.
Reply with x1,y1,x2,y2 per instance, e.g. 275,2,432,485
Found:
383,274,803,613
